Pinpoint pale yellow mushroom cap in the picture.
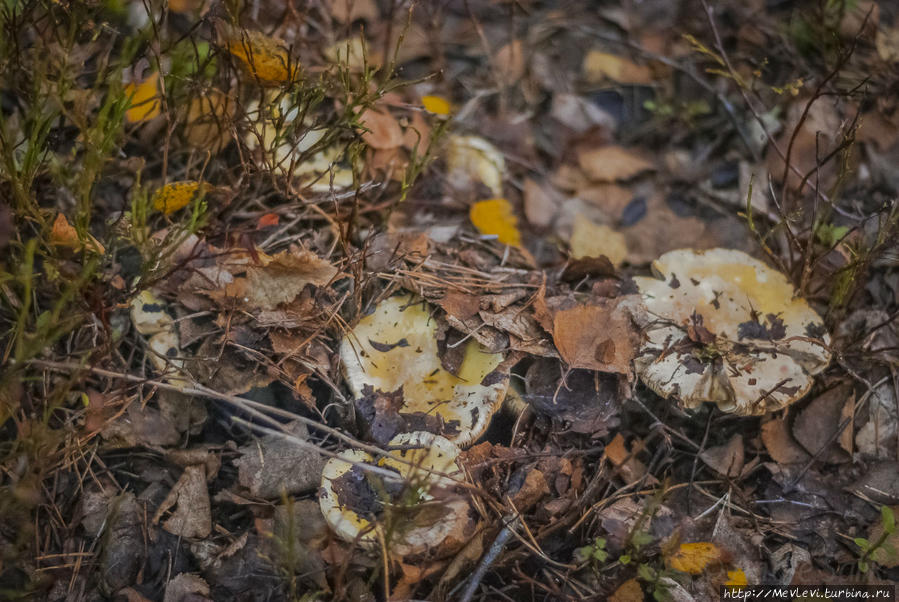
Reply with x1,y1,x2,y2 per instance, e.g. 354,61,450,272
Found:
633,248,831,415
318,432,472,558
340,294,508,446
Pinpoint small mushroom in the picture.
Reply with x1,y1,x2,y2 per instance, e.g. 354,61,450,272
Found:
340,294,508,446
445,135,506,197
319,431,473,558
633,248,831,415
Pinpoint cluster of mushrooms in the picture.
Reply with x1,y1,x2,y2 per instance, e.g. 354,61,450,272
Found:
320,294,510,558
319,249,832,556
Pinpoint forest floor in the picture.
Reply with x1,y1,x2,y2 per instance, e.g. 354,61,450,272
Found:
1,0,899,600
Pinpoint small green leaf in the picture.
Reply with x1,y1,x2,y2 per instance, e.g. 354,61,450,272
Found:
882,506,895,534
854,537,870,551
637,563,657,581
620,554,631,565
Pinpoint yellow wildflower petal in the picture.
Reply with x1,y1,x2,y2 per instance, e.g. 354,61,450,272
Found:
125,72,161,123
422,95,452,116
470,198,521,246
152,181,204,215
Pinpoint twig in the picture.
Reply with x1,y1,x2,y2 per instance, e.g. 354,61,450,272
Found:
457,515,519,602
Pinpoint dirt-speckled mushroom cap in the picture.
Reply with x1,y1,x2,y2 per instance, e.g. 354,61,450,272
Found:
318,432,472,558
445,135,506,196
633,248,831,415
340,294,509,447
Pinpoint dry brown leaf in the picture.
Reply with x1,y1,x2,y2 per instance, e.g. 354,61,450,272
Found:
761,416,811,464
523,177,560,228
609,578,644,602
551,297,640,376
326,0,379,22
569,218,628,266
492,39,525,86
184,89,234,153
577,145,654,182
793,384,852,463
360,108,404,149
605,433,649,482
582,50,652,85
154,465,212,539
699,434,745,477
163,573,211,602
245,247,339,310
577,183,634,218
50,213,105,254
766,98,845,193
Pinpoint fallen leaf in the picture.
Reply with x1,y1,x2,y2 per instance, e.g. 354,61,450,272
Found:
666,542,725,575
326,0,379,23
792,384,852,463
699,434,745,477
256,213,279,229
551,297,640,376
229,30,297,84
577,145,654,182
470,198,521,246
125,71,161,123
359,108,404,149
761,416,811,464
50,213,105,254
725,569,748,586
184,89,234,152
163,573,211,602
569,218,628,266
492,39,525,86
609,578,644,602
422,94,452,116
244,247,340,310
154,464,212,538
605,433,648,482
582,50,652,84
152,181,205,215
523,178,560,228
235,422,325,498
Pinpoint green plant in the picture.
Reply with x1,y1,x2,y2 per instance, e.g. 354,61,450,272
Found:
855,506,897,573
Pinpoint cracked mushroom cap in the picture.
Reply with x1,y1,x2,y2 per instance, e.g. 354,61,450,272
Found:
633,248,831,415
340,294,509,447
319,432,472,558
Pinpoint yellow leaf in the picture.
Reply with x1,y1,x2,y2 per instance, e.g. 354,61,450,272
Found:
470,198,521,246
582,50,652,85
152,181,205,215
569,218,627,265
125,72,161,123
725,569,748,586
421,95,452,116
229,30,297,85
50,213,105,254
666,542,724,575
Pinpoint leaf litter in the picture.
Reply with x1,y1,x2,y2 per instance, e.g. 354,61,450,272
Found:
4,0,899,600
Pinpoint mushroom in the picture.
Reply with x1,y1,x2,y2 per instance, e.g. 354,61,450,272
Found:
445,135,506,197
243,94,352,191
319,431,473,558
633,248,831,415
340,294,508,447
130,290,186,383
